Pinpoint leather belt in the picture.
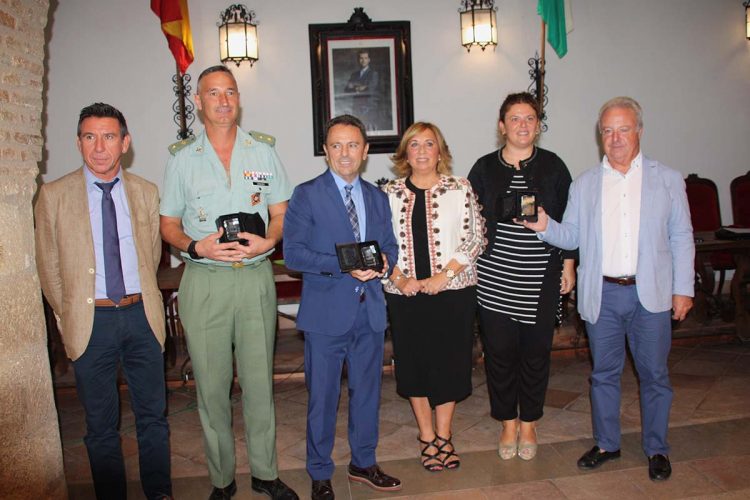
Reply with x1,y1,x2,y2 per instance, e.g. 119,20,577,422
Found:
95,293,142,307
603,276,636,286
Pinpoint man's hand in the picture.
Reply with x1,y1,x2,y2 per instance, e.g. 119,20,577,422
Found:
350,254,388,282
518,206,550,233
350,269,379,282
672,294,693,321
561,259,576,294
194,228,245,262
235,232,276,261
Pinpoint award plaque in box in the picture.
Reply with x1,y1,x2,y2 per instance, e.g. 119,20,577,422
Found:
216,212,266,245
335,240,384,272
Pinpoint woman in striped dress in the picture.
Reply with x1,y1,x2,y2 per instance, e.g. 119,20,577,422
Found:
468,93,576,461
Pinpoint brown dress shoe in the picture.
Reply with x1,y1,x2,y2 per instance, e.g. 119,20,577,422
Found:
347,464,402,491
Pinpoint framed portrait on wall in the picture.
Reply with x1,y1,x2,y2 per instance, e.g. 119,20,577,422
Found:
309,9,413,155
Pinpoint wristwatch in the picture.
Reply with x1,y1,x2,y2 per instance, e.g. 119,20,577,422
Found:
444,269,456,281
187,240,201,260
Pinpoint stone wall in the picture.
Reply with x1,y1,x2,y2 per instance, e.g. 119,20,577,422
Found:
0,0,67,497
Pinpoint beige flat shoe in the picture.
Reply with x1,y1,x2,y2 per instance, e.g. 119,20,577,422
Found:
498,426,518,460
518,428,538,461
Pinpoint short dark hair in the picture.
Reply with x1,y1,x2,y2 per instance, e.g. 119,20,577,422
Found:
498,92,541,123
77,103,128,137
197,65,235,92
325,114,368,145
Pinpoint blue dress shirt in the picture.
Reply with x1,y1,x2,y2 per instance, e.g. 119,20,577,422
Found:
84,167,141,298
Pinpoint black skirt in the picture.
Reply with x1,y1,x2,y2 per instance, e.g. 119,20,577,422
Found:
386,286,477,407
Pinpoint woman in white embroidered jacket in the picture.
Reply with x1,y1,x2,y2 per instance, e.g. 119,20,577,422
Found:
383,122,485,472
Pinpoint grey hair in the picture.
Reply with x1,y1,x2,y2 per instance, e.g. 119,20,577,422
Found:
598,96,643,131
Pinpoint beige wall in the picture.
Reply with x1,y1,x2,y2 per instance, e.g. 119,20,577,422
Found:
0,0,67,497
41,0,750,225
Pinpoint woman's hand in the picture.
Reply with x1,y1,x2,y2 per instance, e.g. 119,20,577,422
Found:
420,272,450,295
397,277,422,297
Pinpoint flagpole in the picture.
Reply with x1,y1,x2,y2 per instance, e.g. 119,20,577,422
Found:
175,62,188,140
538,19,546,117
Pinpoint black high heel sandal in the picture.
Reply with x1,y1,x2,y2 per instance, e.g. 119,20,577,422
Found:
436,434,460,470
418,435,444,472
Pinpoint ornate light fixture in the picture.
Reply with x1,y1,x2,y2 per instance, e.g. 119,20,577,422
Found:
459,0,498,51
218,4,258,66
745,1,750,39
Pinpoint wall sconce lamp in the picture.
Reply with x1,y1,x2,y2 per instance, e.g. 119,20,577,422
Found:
459,0,498,51
218,4,258,66
745,1,750,39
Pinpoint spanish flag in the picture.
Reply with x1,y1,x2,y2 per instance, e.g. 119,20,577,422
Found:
151,0,194,74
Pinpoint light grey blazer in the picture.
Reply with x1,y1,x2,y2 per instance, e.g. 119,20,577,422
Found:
541,156,695,323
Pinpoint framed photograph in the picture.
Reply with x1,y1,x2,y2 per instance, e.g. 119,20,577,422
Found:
309,8,413,155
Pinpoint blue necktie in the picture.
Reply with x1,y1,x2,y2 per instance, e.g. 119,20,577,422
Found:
344,184,361,242
95,179,126,303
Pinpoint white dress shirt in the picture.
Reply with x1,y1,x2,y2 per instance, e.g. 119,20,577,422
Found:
601,152,643,277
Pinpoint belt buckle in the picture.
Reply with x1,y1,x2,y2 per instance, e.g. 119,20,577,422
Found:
231,262,245,269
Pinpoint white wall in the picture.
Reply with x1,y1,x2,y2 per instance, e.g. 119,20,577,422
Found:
43,0,750,223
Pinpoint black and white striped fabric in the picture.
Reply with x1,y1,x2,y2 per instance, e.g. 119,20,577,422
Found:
477,172,550,324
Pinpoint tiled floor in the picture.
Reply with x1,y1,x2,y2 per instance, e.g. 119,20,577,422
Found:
60,329,750,499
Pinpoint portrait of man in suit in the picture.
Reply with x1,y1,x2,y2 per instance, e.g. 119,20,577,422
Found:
332,47,394,132
283,115,400,500
523,96,694,482
34,103,172,499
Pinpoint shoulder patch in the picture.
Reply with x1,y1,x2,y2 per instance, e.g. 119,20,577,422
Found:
249,130,276,147
168,136,196,155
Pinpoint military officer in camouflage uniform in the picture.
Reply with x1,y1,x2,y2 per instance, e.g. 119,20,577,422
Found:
160,65,298,500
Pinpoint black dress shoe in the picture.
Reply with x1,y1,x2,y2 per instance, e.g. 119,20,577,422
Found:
251,477,299,500
311,479,335,500
577,445,621,470
208,479,237,500
347,463,402,491
648,454,672,481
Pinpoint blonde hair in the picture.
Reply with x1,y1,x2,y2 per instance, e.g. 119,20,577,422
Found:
391,122,453,177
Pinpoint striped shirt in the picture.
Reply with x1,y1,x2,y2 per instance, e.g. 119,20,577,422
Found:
477,172,550,324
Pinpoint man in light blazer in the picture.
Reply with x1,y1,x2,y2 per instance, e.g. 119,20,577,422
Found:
35,103,171,499
283,115,400,500
524,97,694,481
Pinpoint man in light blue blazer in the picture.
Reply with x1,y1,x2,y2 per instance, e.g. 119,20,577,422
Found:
283,115,400,500
524,97,694,481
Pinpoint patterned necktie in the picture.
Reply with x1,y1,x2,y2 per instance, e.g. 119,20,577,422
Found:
344,184,361,242
95,179,126,303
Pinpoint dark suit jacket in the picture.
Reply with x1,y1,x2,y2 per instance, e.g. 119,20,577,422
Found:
283,170,397,336
34,168,166,360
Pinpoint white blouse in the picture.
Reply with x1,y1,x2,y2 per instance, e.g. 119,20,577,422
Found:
382,174,486,295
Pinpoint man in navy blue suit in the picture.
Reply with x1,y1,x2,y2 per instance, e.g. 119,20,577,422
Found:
283,115,400,500
344,50,381,129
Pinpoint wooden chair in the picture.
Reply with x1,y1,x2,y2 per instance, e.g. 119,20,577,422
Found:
685,174,735,298
730,171,750,228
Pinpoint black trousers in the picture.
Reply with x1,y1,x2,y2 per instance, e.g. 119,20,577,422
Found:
478,251,562,422
479,307,557,422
